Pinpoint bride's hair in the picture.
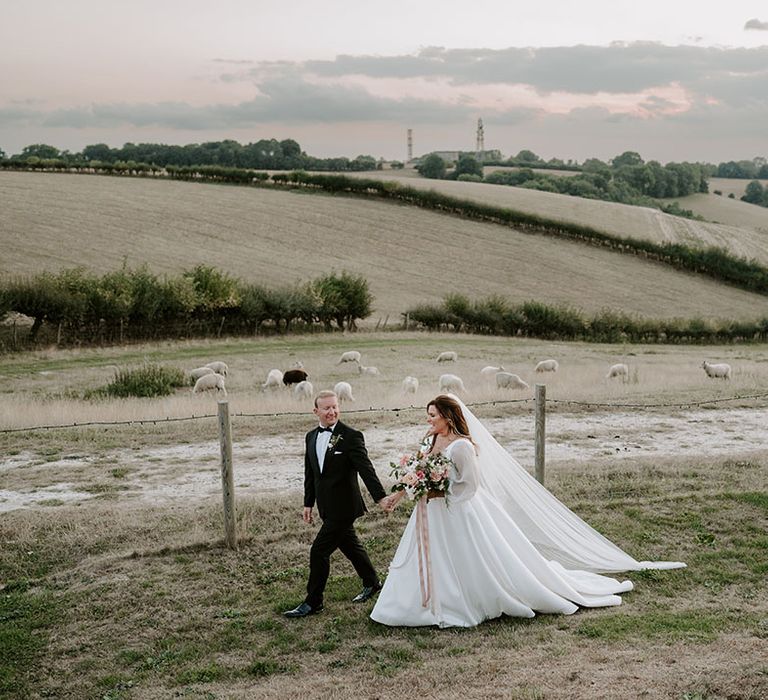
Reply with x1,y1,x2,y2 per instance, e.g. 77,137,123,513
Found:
426,395,476,450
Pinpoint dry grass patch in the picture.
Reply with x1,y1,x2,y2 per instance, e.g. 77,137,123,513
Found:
2,453,766,699
3,172,768,323
348,170,768,267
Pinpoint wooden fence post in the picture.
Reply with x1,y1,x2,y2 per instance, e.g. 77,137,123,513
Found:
217,400,237,550
534,384,546,485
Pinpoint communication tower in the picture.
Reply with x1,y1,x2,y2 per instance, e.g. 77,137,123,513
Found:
475,118,485,158
407,128,413,162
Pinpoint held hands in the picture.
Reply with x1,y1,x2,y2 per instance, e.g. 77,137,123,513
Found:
378,492,405,513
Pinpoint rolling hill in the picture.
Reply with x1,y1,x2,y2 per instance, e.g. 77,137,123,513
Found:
351,170,768,266
1,171,767,323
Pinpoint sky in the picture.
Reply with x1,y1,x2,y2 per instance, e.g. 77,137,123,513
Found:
1,0,767,163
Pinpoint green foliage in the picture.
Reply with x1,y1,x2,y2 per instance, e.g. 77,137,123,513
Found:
0,265,375,347
312,271,373,331
405,295,768,344
453,154,483,179
742,180,767,207
416,153,447,179
101,364,186,398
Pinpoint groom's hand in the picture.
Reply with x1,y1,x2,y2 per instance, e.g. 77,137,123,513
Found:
303,507,314,524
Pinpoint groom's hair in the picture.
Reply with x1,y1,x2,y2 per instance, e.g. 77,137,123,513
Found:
314,390,337,407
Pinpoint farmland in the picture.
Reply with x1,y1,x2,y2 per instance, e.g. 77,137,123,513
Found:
1,332,768,698
2,171,768,326
2,171,768,699
347,169,768,266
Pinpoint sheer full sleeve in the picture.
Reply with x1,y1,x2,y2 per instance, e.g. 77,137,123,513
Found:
447,439,478,504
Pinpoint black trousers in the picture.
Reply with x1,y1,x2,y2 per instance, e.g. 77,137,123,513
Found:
305,517,378,607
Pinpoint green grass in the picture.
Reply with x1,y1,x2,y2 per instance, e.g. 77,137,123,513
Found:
1,453,767,697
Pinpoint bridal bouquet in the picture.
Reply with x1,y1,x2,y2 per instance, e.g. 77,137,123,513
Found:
389,449,452,502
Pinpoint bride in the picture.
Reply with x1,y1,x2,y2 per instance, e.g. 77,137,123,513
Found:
371,394,685,628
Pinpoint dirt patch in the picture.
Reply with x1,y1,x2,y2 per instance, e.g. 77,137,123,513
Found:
2,407,767,513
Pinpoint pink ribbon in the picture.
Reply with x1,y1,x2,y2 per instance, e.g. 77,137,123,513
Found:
415,497,434,610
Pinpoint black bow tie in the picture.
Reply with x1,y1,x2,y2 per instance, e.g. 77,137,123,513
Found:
318,426,333,433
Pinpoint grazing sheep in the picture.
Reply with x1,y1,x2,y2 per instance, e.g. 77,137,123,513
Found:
701,360,731,380
337,351,362,364
193,373,227,396
334,381,355,403
189,366,215,384
357,363,380,376
495,372,530,390
480,365,505,380
437,351,458,363
402,376,419,394
262,368,283,389
205,361,228,377
606,363,629,380
439,373,467,393
283,369,309,386
293,380,314,400
535,359,559,373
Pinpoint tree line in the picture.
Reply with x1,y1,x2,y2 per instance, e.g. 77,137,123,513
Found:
0,266,373,348
406,294,768,344
417,150,709,215
1,140,380,172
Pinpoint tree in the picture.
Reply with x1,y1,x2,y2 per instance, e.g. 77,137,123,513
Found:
610,151,644,169
416,153,446,179
0,146,6,161
454,154,483,179
514,149,541,164
742,180,765,205
19,144,61,160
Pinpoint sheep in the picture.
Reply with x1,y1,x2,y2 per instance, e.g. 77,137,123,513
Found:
283,369,309,386
357,363,380,377
337,351,362,364
480,365,505,380
334,381,355,403
205,361,228,377
535,359,559,373
262,368,283,390
495,372,530,390
437,351,458,363
193,373,227,396
291,360,304,369
606,363,629,380
439,373,467,393
293,380,314,400
189,366,215,383
701,360,731,380
402,376,419,394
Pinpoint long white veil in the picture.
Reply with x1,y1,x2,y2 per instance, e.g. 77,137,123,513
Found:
449,394,686,573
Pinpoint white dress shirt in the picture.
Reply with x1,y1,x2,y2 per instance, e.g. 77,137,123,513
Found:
315,424,337,473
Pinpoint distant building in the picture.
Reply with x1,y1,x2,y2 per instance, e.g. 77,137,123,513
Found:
412,149,503,165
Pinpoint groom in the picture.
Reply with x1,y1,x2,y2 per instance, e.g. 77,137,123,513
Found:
284,389,391,618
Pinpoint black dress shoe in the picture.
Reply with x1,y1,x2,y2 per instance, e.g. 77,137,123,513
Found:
352,581,383,603
283,602,323,618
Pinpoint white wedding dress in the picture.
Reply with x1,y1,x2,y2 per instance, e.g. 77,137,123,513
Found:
371,397,685,628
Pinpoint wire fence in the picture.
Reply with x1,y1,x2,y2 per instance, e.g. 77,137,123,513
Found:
3,392,768,435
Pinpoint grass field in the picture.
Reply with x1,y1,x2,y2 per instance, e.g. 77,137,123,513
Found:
2,444,766,698
2,333,768,698
2,171,768,327
347,170,768,266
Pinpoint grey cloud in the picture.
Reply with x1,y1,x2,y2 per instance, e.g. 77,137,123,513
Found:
4,77,475,130
744,18,768,30
305,43,768,98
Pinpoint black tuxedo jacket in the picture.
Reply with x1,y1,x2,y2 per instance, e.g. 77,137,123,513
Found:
304,421,386,521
